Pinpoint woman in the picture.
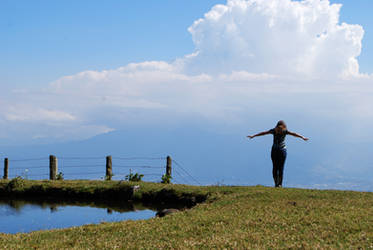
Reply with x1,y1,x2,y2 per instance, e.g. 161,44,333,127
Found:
247,120,308,187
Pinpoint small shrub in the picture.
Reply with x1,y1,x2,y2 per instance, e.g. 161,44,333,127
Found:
161,174,172,184
56,172,64,180
125,170,144,182
6,176,26,191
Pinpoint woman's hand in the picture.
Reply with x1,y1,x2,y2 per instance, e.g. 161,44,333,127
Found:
288,131,309,141
247,131,271,139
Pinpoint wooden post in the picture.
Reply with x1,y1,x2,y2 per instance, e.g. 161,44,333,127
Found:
3,158,8,180
106,156,112,180
166,156,172,177
49,155,58,180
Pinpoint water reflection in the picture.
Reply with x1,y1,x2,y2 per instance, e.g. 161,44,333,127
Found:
0,198,171,234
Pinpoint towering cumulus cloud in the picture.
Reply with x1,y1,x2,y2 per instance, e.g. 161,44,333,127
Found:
1,0,371,143
183,0,364,78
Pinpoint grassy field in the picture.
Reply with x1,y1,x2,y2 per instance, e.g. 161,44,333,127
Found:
0,179,372,249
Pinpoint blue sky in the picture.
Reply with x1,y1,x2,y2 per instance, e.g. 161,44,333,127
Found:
1,0,373,190
1,0,372,89
1,0,224,88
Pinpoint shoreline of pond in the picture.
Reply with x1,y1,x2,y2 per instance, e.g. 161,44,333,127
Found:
0,199,158,234
0,179,209,210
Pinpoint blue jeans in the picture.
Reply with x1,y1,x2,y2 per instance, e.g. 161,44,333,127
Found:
271,147,287,187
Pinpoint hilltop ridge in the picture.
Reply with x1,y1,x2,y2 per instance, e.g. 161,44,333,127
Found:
0,180,372,248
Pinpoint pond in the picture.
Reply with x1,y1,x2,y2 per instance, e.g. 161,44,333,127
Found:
0,199,160,234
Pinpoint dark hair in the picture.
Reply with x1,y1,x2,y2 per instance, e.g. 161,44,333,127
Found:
274,120,287,134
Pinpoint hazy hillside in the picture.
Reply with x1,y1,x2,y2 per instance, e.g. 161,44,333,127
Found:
1,126,372,191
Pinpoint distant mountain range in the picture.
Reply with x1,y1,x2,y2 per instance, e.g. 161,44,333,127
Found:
1,126,372,191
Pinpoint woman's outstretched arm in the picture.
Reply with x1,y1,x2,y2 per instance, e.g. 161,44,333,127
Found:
287,131,309,141
247,130,271,139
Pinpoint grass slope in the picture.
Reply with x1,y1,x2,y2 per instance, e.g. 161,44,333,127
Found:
0,180,372,249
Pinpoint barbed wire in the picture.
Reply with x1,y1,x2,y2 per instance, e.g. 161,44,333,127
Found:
113,157,166,160
173,168,191,185
60,164,103,169
4,156,166,161
10,166,49,170
8,157,48,162
172,160,201,185
58,157,105,160
113,172,161,176
63,172,103,176
2,156,200,185
8,174,49,178
112,165,163,169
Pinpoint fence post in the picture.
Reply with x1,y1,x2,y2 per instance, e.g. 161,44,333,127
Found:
3,158,8,180
106,156,112,180
49,155,58,180
166,156,172,177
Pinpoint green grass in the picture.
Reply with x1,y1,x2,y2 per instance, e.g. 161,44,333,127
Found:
0,179,372,249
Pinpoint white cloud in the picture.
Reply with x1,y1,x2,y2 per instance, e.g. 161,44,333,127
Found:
0,0,372,144
5,107,76,123
183,0,365,78
218,71,278,81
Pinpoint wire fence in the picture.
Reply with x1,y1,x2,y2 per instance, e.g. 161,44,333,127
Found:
2,155,199,185
4,157,49,180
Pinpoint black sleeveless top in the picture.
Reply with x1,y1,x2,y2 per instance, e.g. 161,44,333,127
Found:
269,129,288,149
